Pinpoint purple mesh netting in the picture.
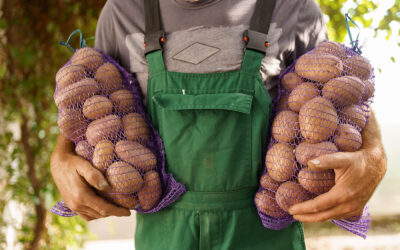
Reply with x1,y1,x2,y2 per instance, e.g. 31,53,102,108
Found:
51,48,185,217
255,41,373,238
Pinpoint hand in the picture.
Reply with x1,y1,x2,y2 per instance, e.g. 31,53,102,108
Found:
289,111,387,222
50,135,131,221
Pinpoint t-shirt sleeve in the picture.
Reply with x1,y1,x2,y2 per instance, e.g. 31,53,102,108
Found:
95,1,118,59
293,0,328,59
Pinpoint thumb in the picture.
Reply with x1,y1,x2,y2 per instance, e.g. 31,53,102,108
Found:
308,151,352,171
76,160,110,191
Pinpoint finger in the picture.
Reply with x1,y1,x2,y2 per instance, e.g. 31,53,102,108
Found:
85,193,131,217
76,161,110,191
77,212,96,221
293,201,360,223
308,151,354,171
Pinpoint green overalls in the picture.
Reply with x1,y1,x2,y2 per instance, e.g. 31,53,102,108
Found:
136,0,305,249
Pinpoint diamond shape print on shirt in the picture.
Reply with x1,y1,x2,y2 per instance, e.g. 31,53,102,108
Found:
172,42,220,65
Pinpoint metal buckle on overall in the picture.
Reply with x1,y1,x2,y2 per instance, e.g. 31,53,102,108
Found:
144,30,165,55
243,30,270,54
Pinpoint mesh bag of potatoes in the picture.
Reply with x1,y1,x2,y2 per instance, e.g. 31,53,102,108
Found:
255,41,374,238
51,43,185,216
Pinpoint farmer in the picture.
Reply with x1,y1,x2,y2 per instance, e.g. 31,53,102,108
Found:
50,0,387,249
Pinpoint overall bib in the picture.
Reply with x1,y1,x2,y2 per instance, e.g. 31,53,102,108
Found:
136,0,305,249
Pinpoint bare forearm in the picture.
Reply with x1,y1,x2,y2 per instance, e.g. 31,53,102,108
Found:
51,134,75,165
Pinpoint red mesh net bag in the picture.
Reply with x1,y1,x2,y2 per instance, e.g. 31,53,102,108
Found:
255,39,374,238
51,31,185,216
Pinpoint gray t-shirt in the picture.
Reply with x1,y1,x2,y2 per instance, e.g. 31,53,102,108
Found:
95,0,328,100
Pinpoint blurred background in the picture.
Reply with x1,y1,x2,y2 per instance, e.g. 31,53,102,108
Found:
0,0,399,249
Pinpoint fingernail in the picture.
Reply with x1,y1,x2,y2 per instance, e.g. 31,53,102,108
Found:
309,159,320,166
289,206,297,214
98,180,109,189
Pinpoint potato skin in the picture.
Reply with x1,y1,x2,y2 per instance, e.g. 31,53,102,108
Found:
334,123,362,152
281,72,303,91
86,115,122,146
138,171,162,210
340,105,367,129
295,53,343,83
92,140,114,172
314,41,346,60
75,140,93,161
299,97,338,143
58,109,88,142
322,76,365,107
106,161,144,193
275,93,290,112
56,64,86,90
71,47,103,71
288,83,319,112
260,173,281,192
275,181,313,212
55,78,99,109
110,89,135,114
344,55,372,80
298,168,335,194
295,141,338,166
265,143,297,182
255,190,288,218
95,62,122,95
123,113,150,142
115,140,157,172
272,111,299,143
83,95,113,120
362,79,375,101
100,192,139,209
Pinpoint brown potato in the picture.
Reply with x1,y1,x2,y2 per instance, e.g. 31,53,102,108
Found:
314,41,346,60
58,109,88,142
95,62,123,95
295,141,338,166
275,93,290,112
260,173,281,192
110,89,135,114
106,161,144,193
92,140,114,172
295,53,343,83
138,170,162,210
56,64,86,90
298,168,335,194
265,143,297,182
54,78,99,109
281,72,303,91
123,113,150,142
100,192,139,209
75,140,93,161
322,76,365,107
362,79,375,101
272,111,299,143
299,97,338,143
344,55,372,80
340,105,367,129
71,47,103,71
275,181,313,212
86,115,122,146
115,140,157,172
255,190,288,218
334,124,362,152
83,95,113,120
288,83,319,112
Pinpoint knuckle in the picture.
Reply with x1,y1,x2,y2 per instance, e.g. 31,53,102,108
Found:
69,202,81,211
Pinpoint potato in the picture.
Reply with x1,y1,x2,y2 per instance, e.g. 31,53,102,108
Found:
271,111,299,143
295,53,343,83
340,105,367,129
275,93,290,112
138,170,162,210
255,190,287,218
362,79,375,101
83,95,113,120
86,115,122,146
260,173,281,192
71,47,103,71
344,55,372,80
299,97,338,143
58,109,88,142
54,78,99,109
95,63,123,95
101,192,139,209
92,140,114,172
295,141,338,166
123,113,150,142
106,161,144,193
110,89,135,114
265,143,297,182
314,41,346,60
75,140,93,161
322,76,365,107
334,124,362,152
115,140,157,172
298,168,335,194
275,181,313,212
281,72,303,91
56,64,86,90
288,83,319,112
